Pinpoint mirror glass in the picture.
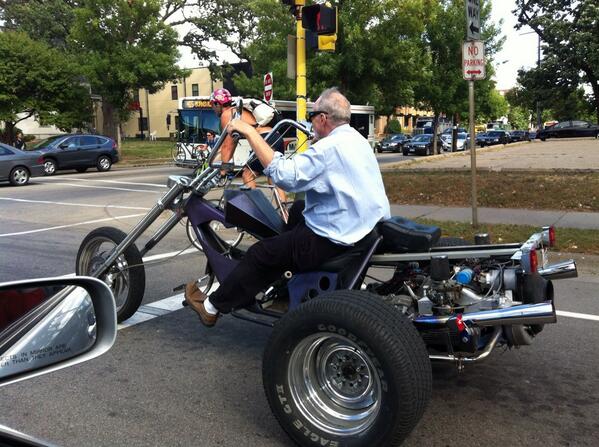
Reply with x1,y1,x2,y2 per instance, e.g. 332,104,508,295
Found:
0,285,96,379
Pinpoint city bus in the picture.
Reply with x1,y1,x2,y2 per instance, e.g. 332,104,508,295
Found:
172,96,376,166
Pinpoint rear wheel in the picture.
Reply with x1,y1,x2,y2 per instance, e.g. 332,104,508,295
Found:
9,166,30,186
76,226,145,322
97,155,112,172
263,290,431,447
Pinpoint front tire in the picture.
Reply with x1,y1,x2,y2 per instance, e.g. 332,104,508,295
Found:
263,290,431,447
97,155,112,172
43,159,57,175
76,226,145,322
9,166,30,186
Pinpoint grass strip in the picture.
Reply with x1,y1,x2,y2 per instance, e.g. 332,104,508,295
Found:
416,218,599,255
383,171,599,212
120,139,173,161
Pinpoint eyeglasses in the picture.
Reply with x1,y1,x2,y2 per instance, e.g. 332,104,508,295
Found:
307,110,329,122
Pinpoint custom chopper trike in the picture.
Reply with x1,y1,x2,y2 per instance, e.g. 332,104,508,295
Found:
76,109,577,447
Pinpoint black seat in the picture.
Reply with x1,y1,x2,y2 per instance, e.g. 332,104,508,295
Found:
376,216,441,253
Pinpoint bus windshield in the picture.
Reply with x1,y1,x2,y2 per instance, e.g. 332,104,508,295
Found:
178,108,220,144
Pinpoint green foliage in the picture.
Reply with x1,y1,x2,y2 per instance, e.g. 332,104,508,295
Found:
0,31,92,139
507,105,530,130
385,119,402,134
70,0,188,112
193,0,431,115
415,0,504,123
514,0,599,123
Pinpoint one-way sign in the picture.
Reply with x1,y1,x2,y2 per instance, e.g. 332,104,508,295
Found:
465,0,481,41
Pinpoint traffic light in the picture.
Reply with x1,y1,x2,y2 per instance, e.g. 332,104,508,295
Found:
302,3,337,35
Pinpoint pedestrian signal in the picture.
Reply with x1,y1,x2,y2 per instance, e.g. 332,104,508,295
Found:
302,4,337,35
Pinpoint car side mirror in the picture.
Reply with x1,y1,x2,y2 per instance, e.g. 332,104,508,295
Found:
0,276,116,388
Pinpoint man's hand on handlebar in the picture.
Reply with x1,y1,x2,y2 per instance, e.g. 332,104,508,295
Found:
227,119,257,138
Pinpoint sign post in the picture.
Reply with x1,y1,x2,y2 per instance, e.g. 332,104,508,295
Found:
263,72,273,102
463,38,485,227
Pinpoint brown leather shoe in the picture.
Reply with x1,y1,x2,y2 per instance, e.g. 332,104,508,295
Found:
184,289,218,327
184,280,199,301
194,300,219,327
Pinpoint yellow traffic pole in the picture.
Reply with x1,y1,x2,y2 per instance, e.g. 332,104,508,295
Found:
295,1,308,152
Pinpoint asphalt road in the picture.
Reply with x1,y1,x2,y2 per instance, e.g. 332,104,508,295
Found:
1,166,598,446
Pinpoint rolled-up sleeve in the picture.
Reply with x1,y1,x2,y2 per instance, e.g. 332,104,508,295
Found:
264,146,326,193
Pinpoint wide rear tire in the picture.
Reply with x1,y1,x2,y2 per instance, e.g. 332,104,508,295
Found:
263,290,431,447
76,226,145,322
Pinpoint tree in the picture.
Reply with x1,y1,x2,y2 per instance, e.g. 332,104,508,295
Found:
414,0,504,153
0,31,91,144
2,0,191,141
514,0,599,123
188,0,431,116
68,0,188,141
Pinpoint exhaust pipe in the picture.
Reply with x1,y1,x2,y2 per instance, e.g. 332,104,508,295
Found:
539,259,577,280
415,301,556,327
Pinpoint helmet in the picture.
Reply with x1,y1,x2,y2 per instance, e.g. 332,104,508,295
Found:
210,88,232,106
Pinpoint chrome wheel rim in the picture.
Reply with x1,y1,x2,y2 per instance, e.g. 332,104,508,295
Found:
99,157,111,170
13,168,28,184
287,333,381,436
44,160,55,174
78,236,130,312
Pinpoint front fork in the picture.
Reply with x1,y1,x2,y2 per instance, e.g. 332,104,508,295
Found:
91,182,188,278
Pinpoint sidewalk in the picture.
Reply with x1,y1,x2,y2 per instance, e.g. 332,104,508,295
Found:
390,204,599,230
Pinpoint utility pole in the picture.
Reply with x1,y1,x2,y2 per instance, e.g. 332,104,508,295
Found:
295,2,308,152
536,34,542,130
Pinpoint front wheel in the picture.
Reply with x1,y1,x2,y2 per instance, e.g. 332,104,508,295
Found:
76,226,145,322
263,290,431,447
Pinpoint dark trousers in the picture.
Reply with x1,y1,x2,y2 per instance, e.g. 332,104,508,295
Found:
209,220,348,313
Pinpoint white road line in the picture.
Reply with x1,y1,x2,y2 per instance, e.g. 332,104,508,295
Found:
37,177,166,188
556,310,599,322
0,197,150,211
117,297,599,330
38,182,162,194
0,213,146,237
143,248,198,262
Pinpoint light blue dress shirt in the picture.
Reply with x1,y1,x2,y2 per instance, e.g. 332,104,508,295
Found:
264,124,391,245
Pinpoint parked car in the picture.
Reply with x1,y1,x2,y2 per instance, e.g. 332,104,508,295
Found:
509,130,531,142
441,132,469,151
30,134,119,175
536,120,599,140
478,130,510,146
375,134,411,153
441,127,467,135
0,143,45,186
403,134,436,156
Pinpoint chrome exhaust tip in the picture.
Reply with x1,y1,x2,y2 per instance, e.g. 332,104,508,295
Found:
415,301,557,327
539,259,578,280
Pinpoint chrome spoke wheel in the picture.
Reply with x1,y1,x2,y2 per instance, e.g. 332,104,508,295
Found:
287,333,381,437
77,237,131,313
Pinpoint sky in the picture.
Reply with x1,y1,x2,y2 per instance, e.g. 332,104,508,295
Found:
177,0,539,92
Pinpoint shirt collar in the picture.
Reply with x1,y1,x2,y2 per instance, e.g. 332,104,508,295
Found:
328,123,351,136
